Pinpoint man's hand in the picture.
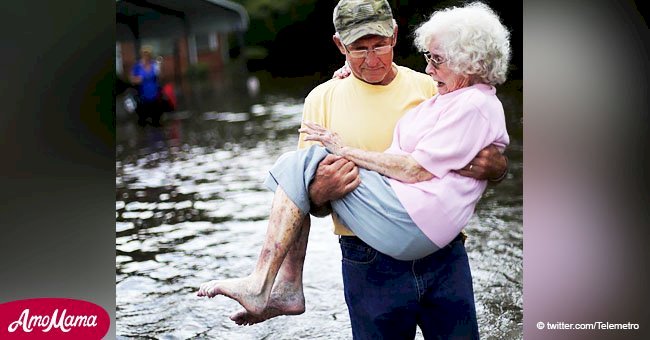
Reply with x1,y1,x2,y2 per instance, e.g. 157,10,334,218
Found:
309,154,360,209
455,145,508,181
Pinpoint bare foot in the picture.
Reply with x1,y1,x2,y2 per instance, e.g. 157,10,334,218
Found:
197,276,269,315
229,281,305,325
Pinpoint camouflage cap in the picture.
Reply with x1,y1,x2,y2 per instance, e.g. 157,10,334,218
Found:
334,0,395,45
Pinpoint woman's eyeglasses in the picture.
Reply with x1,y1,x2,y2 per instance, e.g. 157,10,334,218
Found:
423,52,447,68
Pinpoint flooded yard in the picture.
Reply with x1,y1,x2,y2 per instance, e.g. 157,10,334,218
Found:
116,70,523,339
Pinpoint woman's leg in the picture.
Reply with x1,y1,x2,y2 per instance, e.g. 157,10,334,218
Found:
197,186,307,315
197,146,330,319
229,217,311,325
221,147,334,323
332,169,440,260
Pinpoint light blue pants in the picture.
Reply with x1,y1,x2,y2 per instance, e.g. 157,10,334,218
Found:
264,145,439,260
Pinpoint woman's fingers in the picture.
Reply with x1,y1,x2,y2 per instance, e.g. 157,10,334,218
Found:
300,121,332,140
303,133,330,144
303,122,317,133
301,127,323,139
299,125,320,137
304,121,326,132
301,122,342,149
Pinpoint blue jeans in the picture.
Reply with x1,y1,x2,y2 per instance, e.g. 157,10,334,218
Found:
339,234,479,340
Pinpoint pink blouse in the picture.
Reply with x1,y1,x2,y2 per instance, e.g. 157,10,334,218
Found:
386,84,510,247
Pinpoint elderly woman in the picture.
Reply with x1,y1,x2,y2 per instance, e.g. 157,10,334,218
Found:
198,2,510,325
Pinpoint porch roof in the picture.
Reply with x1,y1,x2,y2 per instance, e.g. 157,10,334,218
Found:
117,0,249,41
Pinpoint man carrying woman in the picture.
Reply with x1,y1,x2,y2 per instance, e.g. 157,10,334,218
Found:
199,1,511,338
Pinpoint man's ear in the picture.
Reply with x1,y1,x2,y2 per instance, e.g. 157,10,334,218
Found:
392,23,399,45
332,34,347,55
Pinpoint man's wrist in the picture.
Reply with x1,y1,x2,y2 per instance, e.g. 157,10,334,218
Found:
308,181,328,207
310,201,332,217
488,155,509,182
309,187,325,207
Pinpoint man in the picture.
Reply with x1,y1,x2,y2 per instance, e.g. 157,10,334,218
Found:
228,0,507,337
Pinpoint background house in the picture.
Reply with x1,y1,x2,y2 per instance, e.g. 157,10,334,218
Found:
116,0,249,82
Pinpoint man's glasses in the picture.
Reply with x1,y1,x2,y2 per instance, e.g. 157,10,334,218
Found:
424,52,447,68
344,41,394,59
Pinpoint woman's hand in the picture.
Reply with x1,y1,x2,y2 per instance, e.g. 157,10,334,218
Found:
299,121,347,155
332,62,352,79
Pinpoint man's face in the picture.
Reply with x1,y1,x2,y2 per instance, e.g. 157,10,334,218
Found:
336,34,396,85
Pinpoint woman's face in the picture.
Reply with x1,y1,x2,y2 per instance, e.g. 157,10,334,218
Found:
141,50,152,62
425,40,471,95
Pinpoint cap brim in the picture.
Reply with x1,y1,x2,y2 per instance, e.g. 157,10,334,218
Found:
339,20,394,45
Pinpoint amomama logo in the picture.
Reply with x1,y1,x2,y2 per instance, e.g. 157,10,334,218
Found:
0,298,109,339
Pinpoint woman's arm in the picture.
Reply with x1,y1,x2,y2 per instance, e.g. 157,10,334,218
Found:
339,147,433,183
130,63,143,85
130,75,143,85
300,122,433,184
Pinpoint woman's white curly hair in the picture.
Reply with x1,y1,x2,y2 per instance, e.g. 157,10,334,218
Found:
414,2,511,85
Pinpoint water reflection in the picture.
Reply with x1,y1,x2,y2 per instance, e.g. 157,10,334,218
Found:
116,71,523,339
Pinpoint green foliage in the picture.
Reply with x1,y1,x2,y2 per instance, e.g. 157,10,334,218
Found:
231,0,298,19
244,0,295,19
242,45,268,60
185,62,210,80
229,0,318,45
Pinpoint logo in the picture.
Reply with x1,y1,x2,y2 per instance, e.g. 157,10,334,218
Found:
0,298,109,339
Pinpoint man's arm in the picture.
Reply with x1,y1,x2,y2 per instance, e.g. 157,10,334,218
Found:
455,145,508,182
308,154,360,217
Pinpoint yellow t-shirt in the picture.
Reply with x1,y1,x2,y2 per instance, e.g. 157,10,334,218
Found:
298,64,437,235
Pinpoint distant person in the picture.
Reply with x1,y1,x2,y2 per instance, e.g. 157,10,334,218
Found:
198,1,511,338
130,45,163,127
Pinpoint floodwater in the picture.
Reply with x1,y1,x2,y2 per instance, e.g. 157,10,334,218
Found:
116,69,523,339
